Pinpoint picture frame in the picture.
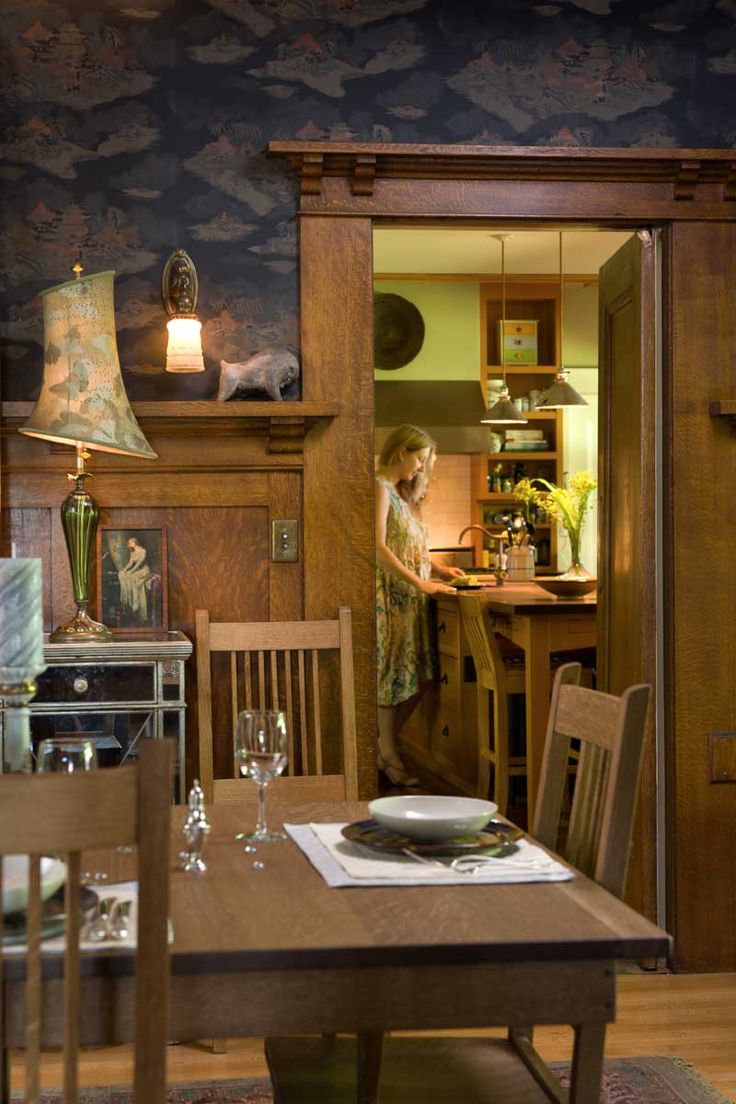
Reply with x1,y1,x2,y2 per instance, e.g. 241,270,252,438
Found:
96,527,169,634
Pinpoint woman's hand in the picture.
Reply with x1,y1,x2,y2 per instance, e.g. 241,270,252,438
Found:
418,578,457,596
443,565,468,580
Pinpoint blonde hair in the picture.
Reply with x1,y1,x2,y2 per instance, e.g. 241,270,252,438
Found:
378,424,436,468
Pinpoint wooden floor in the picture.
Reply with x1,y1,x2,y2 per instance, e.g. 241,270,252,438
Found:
17,972,736,1100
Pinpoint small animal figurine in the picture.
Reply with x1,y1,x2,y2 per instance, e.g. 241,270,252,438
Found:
216,347,300,402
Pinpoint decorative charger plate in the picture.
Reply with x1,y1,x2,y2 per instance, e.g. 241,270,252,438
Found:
2,885,98,947
342,818,522,856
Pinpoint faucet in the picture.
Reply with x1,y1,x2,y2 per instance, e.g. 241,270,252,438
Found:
457,526,507,586
457,524,497,544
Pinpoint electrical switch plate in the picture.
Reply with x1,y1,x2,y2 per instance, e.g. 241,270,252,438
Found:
271,519,298,563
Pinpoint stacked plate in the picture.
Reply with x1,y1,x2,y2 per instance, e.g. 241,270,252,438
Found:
341,795,521,857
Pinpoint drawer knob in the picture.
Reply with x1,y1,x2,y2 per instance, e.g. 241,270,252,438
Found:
73,676,89,695
440,673,449,684
442,724,450,737
438,622,447,633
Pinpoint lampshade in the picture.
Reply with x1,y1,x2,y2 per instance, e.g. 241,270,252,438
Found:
536,233,587,411
481,384,528,424
19,270,157,460
166,316,205,373
535,369,588,409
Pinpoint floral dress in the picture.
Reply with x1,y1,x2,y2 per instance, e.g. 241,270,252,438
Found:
376,475,436,706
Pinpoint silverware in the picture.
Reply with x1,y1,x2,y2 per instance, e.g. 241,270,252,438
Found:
85,895,117,942
108,900,133,941
400,842,518,875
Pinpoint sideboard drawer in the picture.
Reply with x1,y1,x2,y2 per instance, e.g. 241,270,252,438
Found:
35,664,156,705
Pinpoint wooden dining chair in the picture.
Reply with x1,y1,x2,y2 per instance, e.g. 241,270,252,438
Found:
459,593,528,811
265,663,651,1104
196,606,359,807
0,739,172,1104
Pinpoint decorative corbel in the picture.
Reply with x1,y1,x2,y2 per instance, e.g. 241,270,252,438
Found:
352,154,377,196
300,152,324,196
673,159,701,200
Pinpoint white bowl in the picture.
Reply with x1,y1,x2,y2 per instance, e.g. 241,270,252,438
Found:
2,856,67,916
368,795,498,841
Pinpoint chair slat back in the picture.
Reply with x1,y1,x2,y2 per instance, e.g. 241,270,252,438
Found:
197,607,358,805
532,662,651,897
459,595,507,692
0,740,172,1104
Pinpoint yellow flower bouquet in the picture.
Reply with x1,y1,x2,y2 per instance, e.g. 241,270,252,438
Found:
513,471,597,575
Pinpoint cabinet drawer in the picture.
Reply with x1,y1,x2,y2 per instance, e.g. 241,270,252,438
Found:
437,653,459,699
435,609,459,653
35,664,156,705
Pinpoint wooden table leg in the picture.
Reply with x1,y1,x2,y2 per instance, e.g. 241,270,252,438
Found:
356,1032,384,1104
570,1021,606,1103
522,616,553,821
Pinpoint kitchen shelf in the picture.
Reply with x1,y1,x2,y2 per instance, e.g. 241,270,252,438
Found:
484,365,558,375
475,278,565,572
487,451,556,461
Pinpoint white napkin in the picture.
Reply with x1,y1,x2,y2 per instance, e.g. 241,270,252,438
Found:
285,823,574,888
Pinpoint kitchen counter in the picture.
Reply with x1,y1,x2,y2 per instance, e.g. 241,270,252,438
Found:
398,582,597,814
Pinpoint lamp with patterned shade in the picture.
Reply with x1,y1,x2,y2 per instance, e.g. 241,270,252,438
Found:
20,268,157,643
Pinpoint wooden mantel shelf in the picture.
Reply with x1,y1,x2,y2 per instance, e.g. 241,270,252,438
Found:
1,400,340,453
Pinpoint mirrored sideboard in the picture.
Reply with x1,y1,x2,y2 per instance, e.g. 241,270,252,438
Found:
0,631,193,801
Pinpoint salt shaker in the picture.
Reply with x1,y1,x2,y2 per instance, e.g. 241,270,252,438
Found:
180,778,211,872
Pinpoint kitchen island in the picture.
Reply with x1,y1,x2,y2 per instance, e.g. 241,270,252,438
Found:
398,581,597,818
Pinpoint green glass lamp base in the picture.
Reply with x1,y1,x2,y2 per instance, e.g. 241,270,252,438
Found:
50,604,112,643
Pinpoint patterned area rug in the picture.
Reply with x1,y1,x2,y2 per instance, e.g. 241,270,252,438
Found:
21,1057,730,1103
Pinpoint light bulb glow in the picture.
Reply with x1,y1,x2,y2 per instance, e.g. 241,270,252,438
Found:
165,316,204,373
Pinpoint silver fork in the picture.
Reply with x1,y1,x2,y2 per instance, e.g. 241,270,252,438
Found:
401,844,517,875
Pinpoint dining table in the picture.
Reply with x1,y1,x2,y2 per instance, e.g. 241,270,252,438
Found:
4,801,669,1103
475,581,597,819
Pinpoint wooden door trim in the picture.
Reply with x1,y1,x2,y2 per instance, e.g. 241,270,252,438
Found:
282,144,735,973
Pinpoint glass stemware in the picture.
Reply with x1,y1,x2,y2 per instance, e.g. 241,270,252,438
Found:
36,737,108,884
234,710,288,843
36,736,98,773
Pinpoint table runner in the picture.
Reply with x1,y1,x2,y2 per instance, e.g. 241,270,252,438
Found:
285,823,575,887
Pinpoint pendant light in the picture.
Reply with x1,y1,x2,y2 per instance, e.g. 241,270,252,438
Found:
535,232,587,410
481,234,528,425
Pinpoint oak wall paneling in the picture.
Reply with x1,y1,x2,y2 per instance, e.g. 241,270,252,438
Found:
299,216,377,800
667,221,736,971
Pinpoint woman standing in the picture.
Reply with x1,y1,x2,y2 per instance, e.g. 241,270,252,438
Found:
375,425,463,786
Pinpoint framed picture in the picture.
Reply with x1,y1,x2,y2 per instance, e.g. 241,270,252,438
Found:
97,528,168,634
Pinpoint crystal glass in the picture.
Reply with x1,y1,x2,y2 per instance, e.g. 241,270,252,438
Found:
36,736,108,884
234,710,288,843
36,736,98,773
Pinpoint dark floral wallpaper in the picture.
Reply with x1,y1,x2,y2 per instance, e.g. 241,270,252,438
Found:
1,0,735,402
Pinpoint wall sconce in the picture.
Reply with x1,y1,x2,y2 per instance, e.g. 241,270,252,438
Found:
162,249,205,373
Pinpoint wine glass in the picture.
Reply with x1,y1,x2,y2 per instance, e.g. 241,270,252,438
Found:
36,736,98,773
234,710,288,843
36,737,107,883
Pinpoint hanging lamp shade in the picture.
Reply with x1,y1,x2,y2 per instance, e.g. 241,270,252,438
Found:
481,384,528,424
20,270,157,459
481,234,527,426
536,233,588,411
535,369,587,409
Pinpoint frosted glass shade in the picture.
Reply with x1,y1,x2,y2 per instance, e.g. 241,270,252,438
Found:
20,270,156,460
166,316,205,373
